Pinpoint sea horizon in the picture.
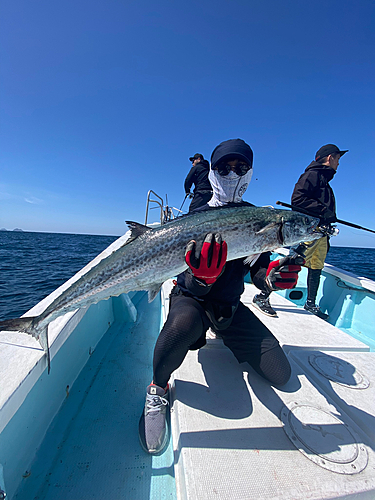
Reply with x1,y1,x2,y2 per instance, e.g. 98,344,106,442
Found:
1,228,375,249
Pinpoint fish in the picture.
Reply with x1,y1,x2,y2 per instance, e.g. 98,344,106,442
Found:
0,205,322,371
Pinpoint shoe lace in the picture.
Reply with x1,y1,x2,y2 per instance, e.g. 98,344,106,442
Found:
306,303,327,317
308,304,320,312
146,394,169,414
256,296,270,307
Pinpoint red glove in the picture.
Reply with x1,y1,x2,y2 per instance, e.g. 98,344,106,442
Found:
185,233,227,285
265,256,304,291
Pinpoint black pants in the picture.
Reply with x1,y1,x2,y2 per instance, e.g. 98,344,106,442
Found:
189,192,213,212
153,293,291,388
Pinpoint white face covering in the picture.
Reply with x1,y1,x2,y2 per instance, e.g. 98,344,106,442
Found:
208,168,253,206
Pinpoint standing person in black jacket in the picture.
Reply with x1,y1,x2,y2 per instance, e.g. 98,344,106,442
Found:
291,144,348,319
139,139,303,455
184,153,213,211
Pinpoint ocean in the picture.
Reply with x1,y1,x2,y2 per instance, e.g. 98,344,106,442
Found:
0,231,117,321
1,231,374,321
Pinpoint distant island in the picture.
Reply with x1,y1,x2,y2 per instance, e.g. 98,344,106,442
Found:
0,228,24,232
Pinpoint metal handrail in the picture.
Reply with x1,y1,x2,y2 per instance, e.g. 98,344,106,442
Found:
145,190,164,225
145,190,186,225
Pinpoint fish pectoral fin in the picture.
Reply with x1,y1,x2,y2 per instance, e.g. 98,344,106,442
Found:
38,326,51,374
147,284,163,303
255,222,279,235
243,253,261,266
125,221,150,244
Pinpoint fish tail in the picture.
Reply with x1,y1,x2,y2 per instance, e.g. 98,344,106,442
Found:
0,317,51,373
0,316,35,333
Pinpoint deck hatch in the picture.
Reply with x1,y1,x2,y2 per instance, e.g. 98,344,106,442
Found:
309,354,370,389
281,403,368,474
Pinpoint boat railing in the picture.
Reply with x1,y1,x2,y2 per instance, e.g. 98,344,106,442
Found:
144,190,183,225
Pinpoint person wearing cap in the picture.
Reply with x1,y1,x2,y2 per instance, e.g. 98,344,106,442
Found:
139,139,303,455
184,153,213,212
291,144,348,320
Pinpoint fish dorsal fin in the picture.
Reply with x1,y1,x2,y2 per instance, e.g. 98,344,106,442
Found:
125,221,150,243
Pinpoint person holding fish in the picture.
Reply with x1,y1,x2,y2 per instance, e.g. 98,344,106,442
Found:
139,138,303,455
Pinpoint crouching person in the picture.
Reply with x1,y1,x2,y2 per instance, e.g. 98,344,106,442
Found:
139,139,302,454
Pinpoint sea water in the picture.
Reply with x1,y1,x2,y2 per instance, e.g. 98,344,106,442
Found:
0,231,374,321
0,231,117,321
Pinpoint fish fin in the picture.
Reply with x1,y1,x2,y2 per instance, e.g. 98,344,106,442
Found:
148,284,163,303
0,317,35,333
0,317,51,373
38,326,51,374
125,221,150,243
255,222,278,234
243,253,261,266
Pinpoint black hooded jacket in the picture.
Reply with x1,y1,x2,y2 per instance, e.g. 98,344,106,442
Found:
291,161,337,223
184,160,212,195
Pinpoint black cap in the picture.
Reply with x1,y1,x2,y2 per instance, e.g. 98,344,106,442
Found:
211,139,253,170
189,153,204,161
315,144,348,162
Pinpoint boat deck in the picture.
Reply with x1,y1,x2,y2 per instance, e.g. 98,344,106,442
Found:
4,281,375,499
171,284,375,499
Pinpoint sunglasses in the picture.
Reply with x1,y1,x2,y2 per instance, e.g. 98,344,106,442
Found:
215,162,252,177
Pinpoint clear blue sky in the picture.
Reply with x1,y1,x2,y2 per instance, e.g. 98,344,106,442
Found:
1,0,374,248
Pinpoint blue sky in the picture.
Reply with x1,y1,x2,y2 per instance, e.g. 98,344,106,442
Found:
1,0,375,248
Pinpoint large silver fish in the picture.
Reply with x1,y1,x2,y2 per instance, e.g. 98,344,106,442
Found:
0,205,321,369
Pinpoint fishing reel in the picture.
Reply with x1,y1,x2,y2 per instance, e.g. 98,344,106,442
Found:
318,224,340,237
288,243,308,263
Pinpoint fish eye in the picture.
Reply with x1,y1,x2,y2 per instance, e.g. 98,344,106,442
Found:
304,217,310,224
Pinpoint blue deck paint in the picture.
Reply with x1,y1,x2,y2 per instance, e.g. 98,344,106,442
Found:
13,292,176,500
1,299,114,499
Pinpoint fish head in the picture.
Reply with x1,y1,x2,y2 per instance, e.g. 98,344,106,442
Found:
279,210,321,247
227,206,322,259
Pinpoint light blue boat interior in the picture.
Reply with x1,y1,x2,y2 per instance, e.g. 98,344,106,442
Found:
1,249,375,499
1,291,176,500
270,263,375,351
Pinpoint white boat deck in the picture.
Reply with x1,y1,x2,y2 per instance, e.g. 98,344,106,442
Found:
241,284,369,353
169,282,375,500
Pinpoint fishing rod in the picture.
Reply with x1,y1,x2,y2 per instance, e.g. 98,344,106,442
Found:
178,193,190,214
276,201,375,234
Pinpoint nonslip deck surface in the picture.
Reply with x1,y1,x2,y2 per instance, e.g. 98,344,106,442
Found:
170,283,375,500
241,285,369,353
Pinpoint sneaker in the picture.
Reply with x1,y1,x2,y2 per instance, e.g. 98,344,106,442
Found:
139,383,169,454
304,302,329,320
253,294,277,317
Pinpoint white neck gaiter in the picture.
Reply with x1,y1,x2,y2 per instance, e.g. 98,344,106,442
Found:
208,169,253,207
